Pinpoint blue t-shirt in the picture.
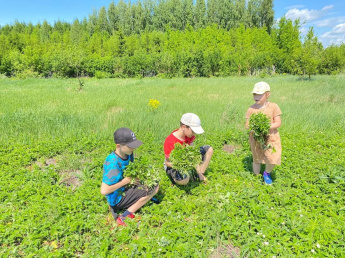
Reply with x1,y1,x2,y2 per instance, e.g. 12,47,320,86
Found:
102,152,134,206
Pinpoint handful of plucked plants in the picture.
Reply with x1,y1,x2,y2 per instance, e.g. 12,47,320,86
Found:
169,143,201,178
123,156,161,190
249,112,273,150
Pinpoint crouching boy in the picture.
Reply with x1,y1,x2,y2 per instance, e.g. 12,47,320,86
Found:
164,113,213,185
101,127,159,226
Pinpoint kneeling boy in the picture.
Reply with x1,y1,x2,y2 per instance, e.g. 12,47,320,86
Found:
101,127,159,226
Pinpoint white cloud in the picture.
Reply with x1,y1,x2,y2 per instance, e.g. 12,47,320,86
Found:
285,5,334,23
281,5,344,47
321,23,345,46
315,17,345,28
285,5,305,10
333,23,345,34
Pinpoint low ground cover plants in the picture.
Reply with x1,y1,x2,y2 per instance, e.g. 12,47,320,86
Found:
0,76,344,257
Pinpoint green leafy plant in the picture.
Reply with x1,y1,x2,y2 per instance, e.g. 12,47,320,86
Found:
319,165,345,183
123,156,161,190
249,112,273,150
169,143,201,178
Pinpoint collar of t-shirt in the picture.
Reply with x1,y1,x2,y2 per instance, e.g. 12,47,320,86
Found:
172,129,195,144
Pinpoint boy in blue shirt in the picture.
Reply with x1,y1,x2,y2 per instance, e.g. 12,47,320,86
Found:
101,127,159,226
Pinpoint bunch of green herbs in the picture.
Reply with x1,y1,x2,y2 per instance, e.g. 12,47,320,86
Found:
123,156,161,190
169,143,201,178
249,112,272,150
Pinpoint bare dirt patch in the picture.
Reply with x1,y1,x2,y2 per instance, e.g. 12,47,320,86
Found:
59,170,82,190
26,158,58,170
222,144,240,154
45,158,57,166
210,243,240,258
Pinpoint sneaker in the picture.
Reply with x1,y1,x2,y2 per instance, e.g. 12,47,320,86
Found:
127,213,135,219
263,172,272,185
116,216,127,227
128,213,142,221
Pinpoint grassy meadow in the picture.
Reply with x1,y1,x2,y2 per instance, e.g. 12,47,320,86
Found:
0,75,345,257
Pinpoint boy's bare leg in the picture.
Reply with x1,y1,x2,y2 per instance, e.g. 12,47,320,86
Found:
174,176,190,185
197,147,214,181
127,186,159,213
265,164,275,173
253,161,261,175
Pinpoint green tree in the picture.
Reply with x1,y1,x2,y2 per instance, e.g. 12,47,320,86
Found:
319,45,345,74
300,27,321,78
87,8,98,35
132,1,145,34
230,0,247,29
40,20,51,43
71,19,83,45
97,6,110,35
182,0,194,29
260,0,274,33
274,17,302,74
194,0,206,30
247,0,261,28
166,0,184,30
108,1,119,32
206,0,219,25
142,0,154,31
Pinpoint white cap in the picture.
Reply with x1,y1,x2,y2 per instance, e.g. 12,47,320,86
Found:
180,113,204,134
252,81,270,94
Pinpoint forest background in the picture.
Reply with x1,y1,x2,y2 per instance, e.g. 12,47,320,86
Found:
1,0,345,79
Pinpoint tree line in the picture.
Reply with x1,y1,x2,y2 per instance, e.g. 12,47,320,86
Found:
0,0,344,78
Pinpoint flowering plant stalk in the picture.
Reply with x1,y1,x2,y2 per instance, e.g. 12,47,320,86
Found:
148,99,161,111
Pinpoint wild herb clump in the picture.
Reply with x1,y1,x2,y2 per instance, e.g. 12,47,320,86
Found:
249,112,272,150
169,143,201,178
123,156,161,191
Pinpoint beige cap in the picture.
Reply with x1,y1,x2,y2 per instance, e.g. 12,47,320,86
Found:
252,81,270,94
180,113,204,134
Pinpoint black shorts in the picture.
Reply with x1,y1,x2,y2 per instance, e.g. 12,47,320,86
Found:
109,184,158,218
200,145,211,161
165,167,188,184
166,145,211,184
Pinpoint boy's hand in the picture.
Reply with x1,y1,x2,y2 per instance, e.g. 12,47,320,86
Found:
123,177,131,185
133,178,141,186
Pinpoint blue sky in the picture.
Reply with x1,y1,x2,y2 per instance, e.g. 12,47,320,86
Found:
0,0,344,47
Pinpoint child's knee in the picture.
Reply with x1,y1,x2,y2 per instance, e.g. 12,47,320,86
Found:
207,146,214,156
175,176,190,185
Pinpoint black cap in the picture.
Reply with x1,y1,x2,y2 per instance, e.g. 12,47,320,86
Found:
114,128,143,148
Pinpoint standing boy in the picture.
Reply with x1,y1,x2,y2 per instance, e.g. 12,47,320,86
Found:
101,127,159,226
245,82,282,185
164,113,213,185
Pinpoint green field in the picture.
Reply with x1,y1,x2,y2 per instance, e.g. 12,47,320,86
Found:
1,75,345,257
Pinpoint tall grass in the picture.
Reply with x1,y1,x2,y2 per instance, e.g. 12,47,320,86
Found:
0,75,344,145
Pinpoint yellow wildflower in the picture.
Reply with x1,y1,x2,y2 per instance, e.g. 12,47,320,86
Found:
148,99,161,111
